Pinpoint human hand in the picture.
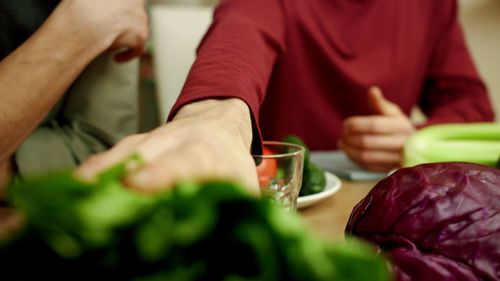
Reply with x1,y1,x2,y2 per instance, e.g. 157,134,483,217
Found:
0,158,14,202
50,0,148,62
0,159,23,244
0,207,25,243
75,99,259,196
338,87,415,172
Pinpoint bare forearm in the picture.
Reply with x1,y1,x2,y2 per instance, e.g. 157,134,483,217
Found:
0,0,147,163
0,9,111,163
0,158,14,201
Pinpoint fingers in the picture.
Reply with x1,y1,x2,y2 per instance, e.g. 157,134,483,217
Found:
124,144,215,193
55,0,149,58
123,140,259,196
339,115,412,172
114,46,146,63
112,28,148,63
338,139,401,172
338,86,415,172
76,124,181,182
340,116,413,172
75,134,147,182
112,15,149,62
343,115,415,135
368,86,403,116
0,207,25,243
0,159,13,201
341,133,408,151
76,123,259,196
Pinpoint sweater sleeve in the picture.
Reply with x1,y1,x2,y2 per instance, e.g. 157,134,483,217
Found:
167,0,286,153
419,0,495,127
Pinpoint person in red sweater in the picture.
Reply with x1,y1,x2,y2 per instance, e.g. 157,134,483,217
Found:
78,0,494,193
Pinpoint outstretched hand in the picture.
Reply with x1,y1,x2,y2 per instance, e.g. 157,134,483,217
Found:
338,87,415,172
75,99,260,196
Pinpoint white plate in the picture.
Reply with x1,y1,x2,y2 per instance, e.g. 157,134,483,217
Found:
297,171,342,209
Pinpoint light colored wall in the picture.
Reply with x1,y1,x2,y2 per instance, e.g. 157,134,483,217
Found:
150,5,214,120
459,0,500,121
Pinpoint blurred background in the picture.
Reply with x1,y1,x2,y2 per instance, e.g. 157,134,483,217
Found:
459,0,500,121
139,0,500,132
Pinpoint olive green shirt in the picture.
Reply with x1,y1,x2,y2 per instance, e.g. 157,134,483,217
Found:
14,55,139,178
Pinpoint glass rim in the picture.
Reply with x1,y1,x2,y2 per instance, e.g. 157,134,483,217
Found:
252,141,305,159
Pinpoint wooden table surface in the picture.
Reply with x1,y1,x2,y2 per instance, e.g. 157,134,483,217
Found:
298,179,377,240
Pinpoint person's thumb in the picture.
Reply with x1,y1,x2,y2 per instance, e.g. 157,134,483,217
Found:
368,86,403,116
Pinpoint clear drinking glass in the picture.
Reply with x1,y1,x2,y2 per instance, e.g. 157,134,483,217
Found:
252,141,305,211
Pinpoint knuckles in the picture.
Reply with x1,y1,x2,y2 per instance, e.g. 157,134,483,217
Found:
117,134,147,147
357,149,375,164
357,135,371,149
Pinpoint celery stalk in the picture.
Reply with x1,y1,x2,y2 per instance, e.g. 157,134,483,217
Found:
403,123,500,167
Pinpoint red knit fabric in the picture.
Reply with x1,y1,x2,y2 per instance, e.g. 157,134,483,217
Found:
169,0,494,152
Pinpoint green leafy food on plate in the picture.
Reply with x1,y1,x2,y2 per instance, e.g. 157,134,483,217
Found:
283,135,310,163
283,135,327,196
301,161,327,196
